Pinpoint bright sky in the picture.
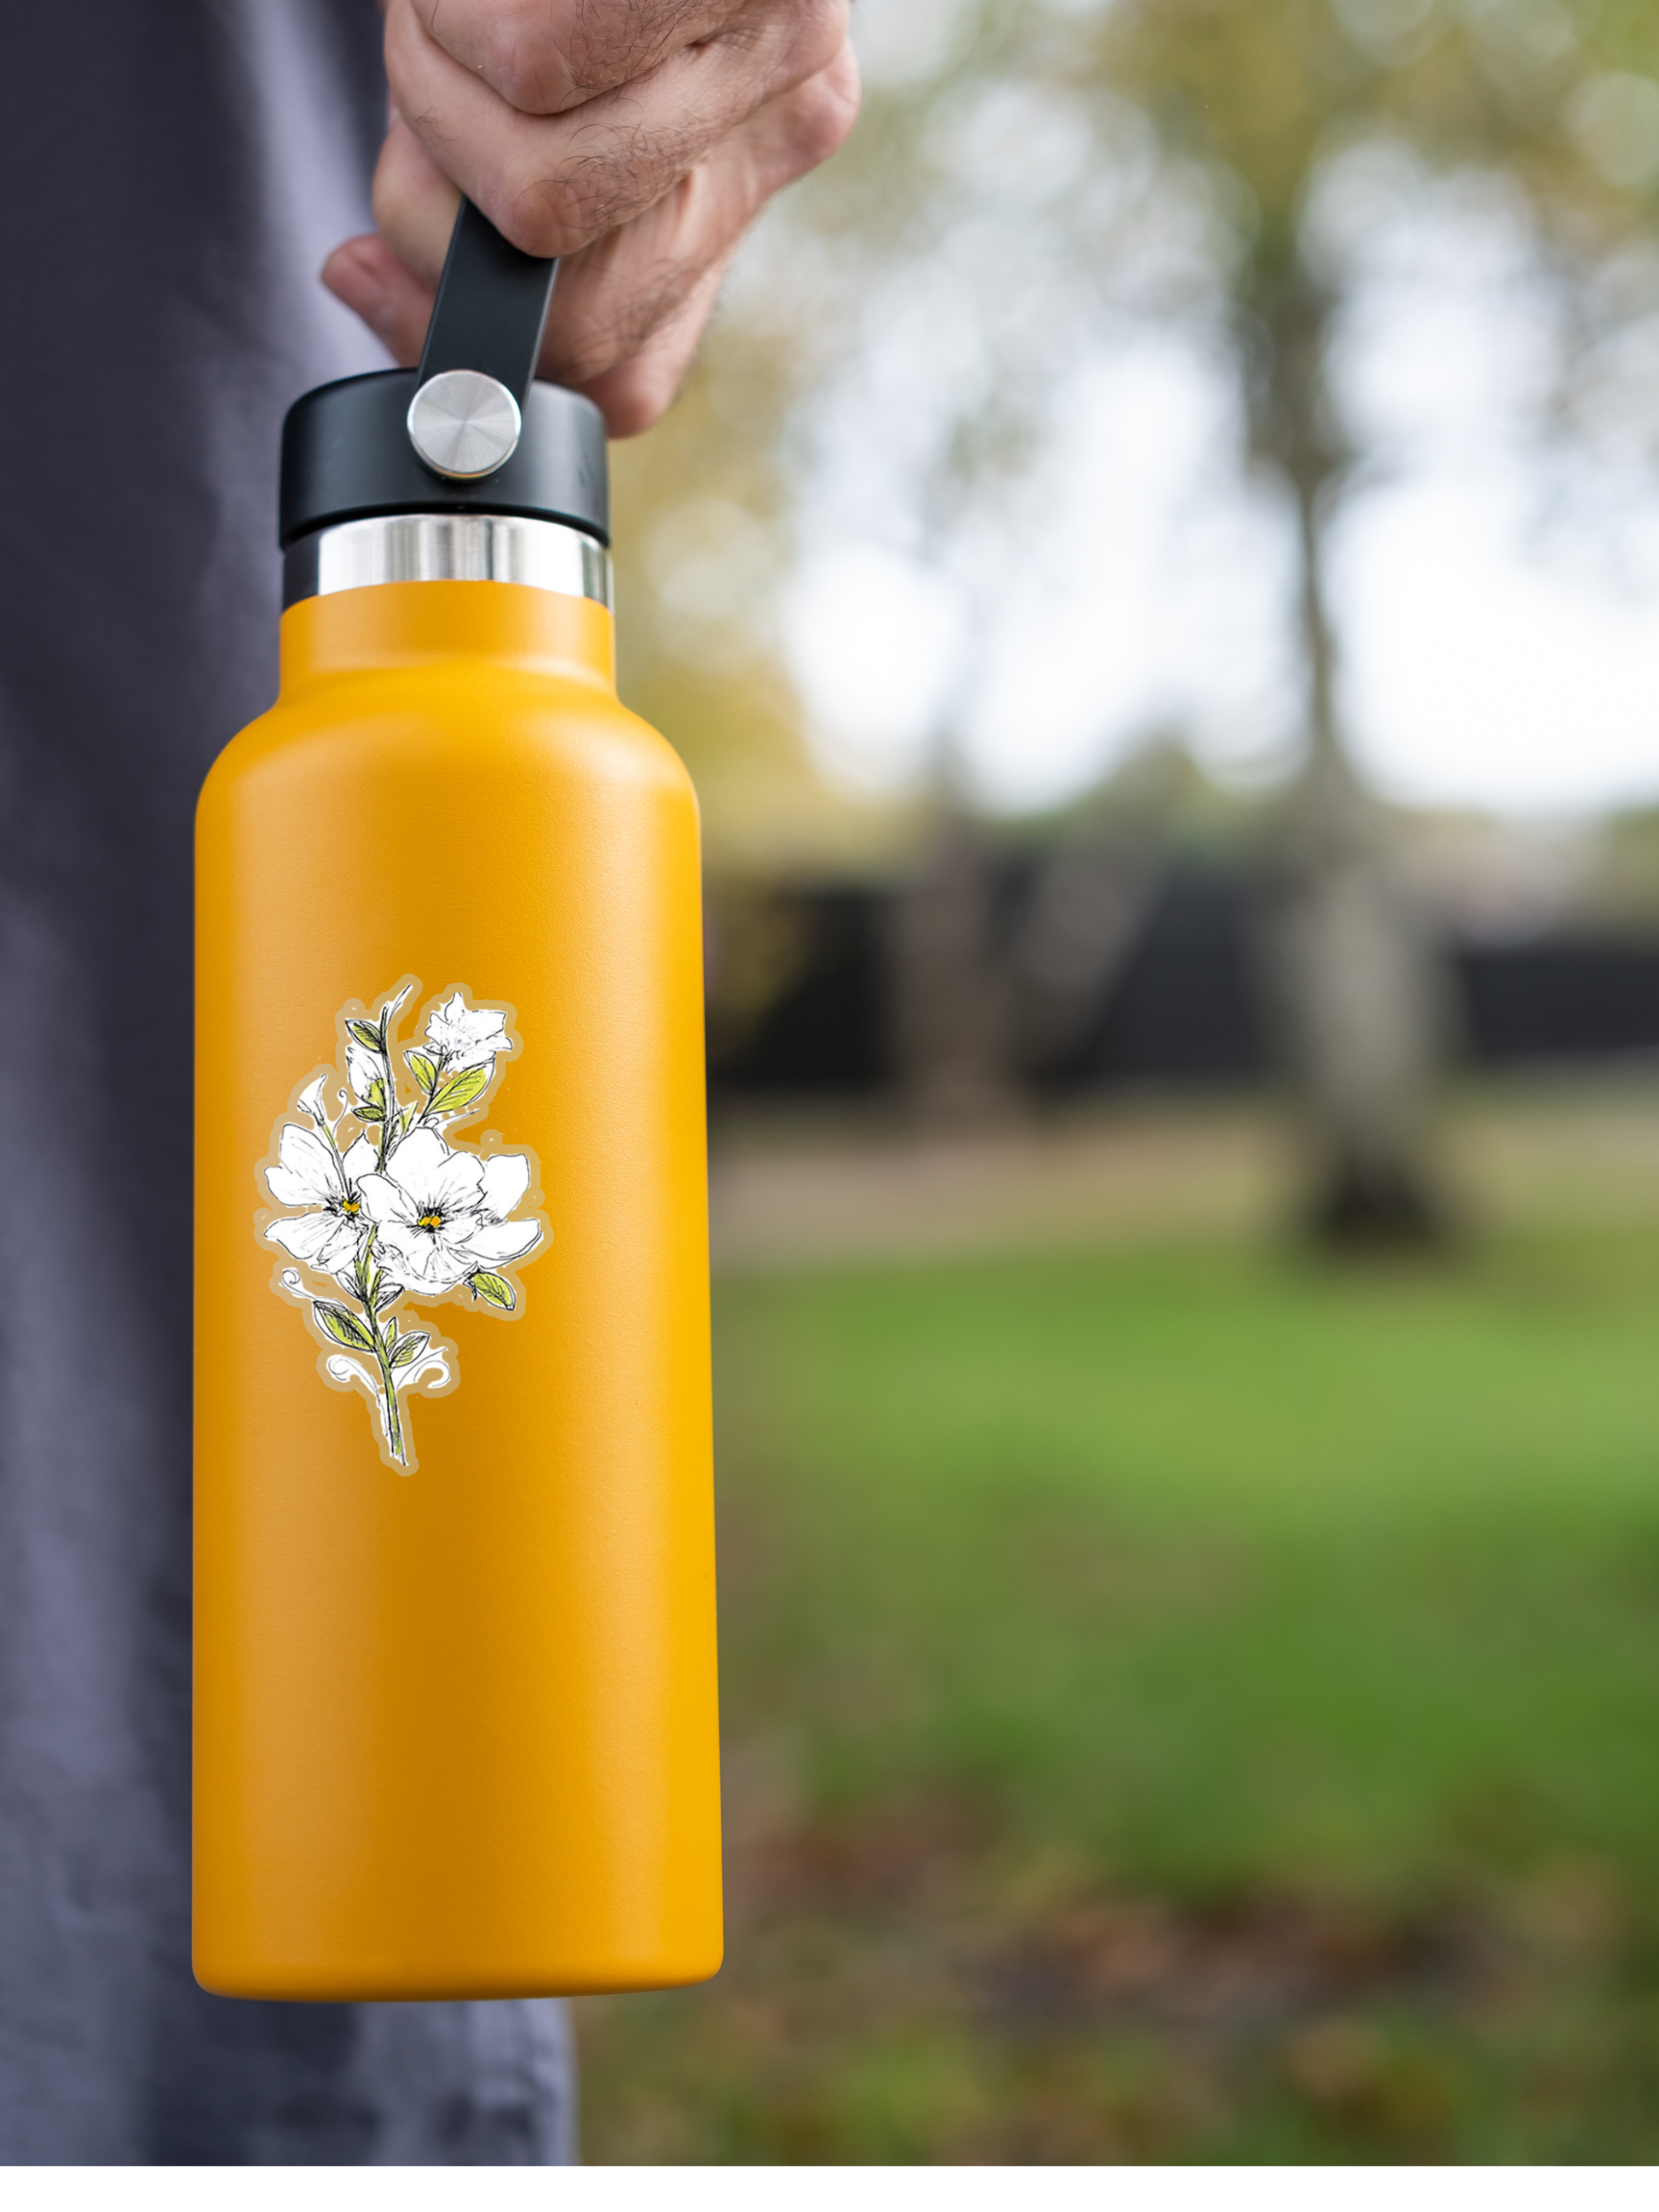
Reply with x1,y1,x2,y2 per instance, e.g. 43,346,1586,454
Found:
775,93,1659,824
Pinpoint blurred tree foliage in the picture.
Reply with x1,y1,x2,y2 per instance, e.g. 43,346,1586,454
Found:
618,0,1659,1166
611,327,902,878
1080,0,1659,1240
610,310,914,1047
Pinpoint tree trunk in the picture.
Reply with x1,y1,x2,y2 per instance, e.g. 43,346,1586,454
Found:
1265,735,1451,1247
889,806,1020,1125
1256,276,1451,1249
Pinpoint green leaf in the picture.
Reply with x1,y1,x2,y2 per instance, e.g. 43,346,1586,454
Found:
348,1020,383,1051
430,1064,491,1115
391,1330,430,1368
469,1271,515,1310
366,1075,386,1111
382,1316,397,1350
406,1049,439,1094
375,1284,402,1313
354,1104,384,1124
317,1302,375,1352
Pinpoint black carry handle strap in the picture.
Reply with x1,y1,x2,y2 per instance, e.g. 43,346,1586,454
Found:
416,197,558,404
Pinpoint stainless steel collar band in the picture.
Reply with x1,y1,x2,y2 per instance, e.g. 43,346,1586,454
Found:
283,513,613,611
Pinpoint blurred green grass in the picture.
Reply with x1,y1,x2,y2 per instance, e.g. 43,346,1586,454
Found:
578,1166,1659,2161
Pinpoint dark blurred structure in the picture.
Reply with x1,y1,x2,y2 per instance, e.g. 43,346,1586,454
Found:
709,864,1659,1100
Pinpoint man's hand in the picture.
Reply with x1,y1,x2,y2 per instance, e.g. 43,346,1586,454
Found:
323,0,860,435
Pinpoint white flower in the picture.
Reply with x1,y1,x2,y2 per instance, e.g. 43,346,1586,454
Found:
358,1128,540,1292
425,992,510,1070
346,1041,383,1102
264,1126,379,1278
478,1151,531,1222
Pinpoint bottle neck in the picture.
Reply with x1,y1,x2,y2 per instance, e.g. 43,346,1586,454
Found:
284,512,612,613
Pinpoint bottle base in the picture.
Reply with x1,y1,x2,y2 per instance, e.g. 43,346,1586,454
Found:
192,1942,724,2004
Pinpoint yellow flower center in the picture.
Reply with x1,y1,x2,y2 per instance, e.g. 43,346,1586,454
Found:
418,1211,444,1232
340,1197,360,1216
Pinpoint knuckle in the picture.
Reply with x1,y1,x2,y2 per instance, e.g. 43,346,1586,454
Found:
412,0,572,114
733,0,849,104
492,185,586,259
487,122,696,258
488,2,689,111
602,370,678,438
490,171,624,260
473,146,614,256
480,12,581,115
770,45,860,173
797,46,861,160
782,0,853,94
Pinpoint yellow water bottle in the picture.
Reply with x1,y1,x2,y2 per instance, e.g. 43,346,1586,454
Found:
193,203,722,1999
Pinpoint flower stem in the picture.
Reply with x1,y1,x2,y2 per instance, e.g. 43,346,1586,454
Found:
377,1036,400,1169
408,1050,454,1140
359,1293,405,1465
373,1326,406,1465
366,1016,408,1452
352,1237,405,1466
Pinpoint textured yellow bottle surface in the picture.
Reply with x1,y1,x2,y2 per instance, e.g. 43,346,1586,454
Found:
194,581,721,1999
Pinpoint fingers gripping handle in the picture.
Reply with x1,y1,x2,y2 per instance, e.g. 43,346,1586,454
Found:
405,200,559,482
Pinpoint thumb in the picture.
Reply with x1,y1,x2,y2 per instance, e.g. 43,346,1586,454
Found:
321,233,436,367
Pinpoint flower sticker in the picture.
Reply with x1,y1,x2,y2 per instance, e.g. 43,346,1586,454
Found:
257,978,547,1472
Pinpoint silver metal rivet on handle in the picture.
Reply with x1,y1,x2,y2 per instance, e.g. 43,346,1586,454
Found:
406,369,522,479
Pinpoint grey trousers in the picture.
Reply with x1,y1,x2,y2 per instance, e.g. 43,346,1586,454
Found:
0,0,574,2162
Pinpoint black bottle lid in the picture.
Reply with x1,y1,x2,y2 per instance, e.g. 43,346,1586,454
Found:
279,372,609,547
277,202,609,549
